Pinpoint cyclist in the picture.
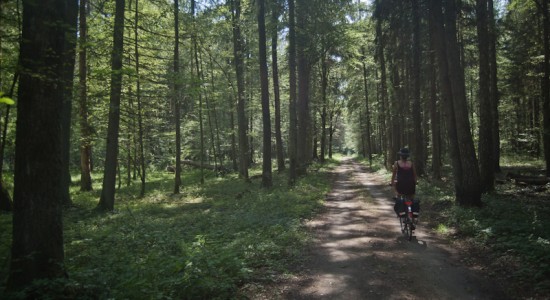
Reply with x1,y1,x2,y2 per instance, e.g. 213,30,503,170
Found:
390,148,418,227
390,148,417,197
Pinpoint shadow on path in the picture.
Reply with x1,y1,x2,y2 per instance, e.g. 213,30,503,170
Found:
276,158,509,300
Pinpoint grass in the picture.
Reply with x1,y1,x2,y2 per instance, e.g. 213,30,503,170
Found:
0,162,334,299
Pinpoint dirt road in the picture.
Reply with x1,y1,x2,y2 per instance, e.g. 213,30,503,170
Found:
255,158,510,299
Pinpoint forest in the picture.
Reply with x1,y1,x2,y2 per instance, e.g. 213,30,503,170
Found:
0,0,549,298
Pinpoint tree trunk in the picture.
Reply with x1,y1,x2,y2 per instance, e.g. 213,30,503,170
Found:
431,0,463,199
288,0,298,185
204,63,219,170
296,0,310,176
128,142,133,186
433,0,482,206
477,0,495,192
98,0,125,211
192,0,205,185
445,0,482,206
375,15,390,169
389,60,402,162
209,57,224,168
328,121,333,158
61,0,77,207
361,48,373,167
249,109,254,165
230,109,238,171
411,0,425,177
134,0,145,197
78,0,93,191
257,0,272,187
428,25,441,179
231,0,249,180
173,0,182,194
312,115,318,159
538,0,550,176
320,57,328,163
271,0,285,172
488,0,501,173
7,0,77,289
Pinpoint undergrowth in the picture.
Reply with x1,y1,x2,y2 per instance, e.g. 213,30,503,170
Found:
413,163,550,298
0,161,334,299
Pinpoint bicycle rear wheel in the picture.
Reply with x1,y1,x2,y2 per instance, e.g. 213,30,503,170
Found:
401,218,410,239
406,217,414,240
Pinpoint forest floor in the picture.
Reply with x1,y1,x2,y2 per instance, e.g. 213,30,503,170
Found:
246,158,511,299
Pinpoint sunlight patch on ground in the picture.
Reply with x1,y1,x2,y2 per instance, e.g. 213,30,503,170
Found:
436,224,449,234
185,196,205,204
159,195,205,208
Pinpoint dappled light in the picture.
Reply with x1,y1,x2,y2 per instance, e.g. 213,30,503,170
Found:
0,0,549,298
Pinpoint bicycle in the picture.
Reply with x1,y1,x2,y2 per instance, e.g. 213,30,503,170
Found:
394,195,419,241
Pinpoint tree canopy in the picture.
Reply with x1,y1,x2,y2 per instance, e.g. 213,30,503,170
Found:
0,0,549,295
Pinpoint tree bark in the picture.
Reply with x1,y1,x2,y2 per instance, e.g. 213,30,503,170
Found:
389,60,402,163
431,0,463,198
537,0,550,176
61,4,76,206
271,0,285,172
258,0,272,187
208,57,224,168
320,56,328,163
477,0,495,192
288,0,298,185
488,0,501,173
98,0,125,211
411,0,425,176
7,0,77,289
173,0,182,194
361,47,373,167
375,12,390,169
434,0,482,206
296,0,310,176
191,0,205,185
428,30,441,179
134,0,145,197
205,58,220,170
230,109,238,171
231,0,249,180
78,0,93,191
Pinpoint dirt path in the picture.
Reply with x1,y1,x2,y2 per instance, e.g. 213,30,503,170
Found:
255,158,510,299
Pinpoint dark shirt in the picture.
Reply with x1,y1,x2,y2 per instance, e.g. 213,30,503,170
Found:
395,161,415,195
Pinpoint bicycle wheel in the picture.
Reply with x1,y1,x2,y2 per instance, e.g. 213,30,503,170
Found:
407,217,413,241
402,218,410,239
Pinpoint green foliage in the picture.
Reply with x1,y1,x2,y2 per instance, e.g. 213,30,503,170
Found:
416,164,550,297
0,92,15,105
0,164,331,299
355,154,386,172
